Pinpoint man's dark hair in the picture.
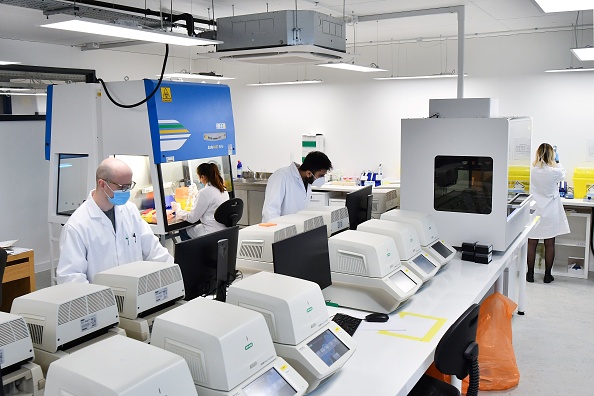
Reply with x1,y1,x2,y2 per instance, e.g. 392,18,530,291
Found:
300,151,333,173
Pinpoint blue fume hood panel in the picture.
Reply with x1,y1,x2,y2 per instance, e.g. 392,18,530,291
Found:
144,80,237,164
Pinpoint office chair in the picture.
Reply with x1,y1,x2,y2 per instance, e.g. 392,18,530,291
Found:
214,198,244,227
409,303,481,396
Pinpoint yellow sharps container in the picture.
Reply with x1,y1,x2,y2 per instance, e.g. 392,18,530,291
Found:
573,167,594,198
508,166,531,193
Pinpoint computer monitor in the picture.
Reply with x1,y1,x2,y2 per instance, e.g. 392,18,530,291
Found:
174,226,239,301
272,225,332,290
346,185,373,230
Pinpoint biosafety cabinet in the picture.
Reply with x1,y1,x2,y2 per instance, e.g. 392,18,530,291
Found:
400,115,532,251
46,80,236,235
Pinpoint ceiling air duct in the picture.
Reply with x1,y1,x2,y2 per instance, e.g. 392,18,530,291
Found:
212,10,347,64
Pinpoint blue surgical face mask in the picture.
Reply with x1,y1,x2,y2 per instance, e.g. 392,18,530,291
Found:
104,183,130,206
198,182,205,188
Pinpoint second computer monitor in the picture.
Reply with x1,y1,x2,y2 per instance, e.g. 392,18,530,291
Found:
272,225,332,290
346,185,373,230
174,226,239,301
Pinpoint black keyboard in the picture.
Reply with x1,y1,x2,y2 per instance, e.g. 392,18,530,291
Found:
332,313,363,337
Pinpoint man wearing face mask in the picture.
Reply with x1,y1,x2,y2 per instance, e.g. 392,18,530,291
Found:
57,157,173,284
261,151,333,223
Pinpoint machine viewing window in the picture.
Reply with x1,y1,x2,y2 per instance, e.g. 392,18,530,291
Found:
434,156,493,215
56,154,89,216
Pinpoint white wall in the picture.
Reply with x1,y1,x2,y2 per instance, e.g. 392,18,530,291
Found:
2,27,594,271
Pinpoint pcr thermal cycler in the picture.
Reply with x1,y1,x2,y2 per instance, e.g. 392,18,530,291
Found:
10,283,125,375
0,312,44,395
92,261,185,342
44,335,197,396
227,272,356,394
236,223,298,275
380,209,456,266
298,206,350,236
324,230,423,313
357,219,441,282
270,213,326,235
151,297,308,396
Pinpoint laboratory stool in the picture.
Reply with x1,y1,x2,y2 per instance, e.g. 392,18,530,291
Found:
215,198,244,227
408,303,480,396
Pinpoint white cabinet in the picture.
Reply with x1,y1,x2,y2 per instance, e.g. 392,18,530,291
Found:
536,209,591,278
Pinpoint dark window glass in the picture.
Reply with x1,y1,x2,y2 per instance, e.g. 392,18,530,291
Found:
434,156,493,214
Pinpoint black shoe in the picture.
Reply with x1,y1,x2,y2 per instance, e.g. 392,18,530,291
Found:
544,273,554,283
526,272,534,283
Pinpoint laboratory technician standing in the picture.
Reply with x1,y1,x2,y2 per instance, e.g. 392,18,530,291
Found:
57,158,173,284
526,143,570,283
171,162,230,240
262,151,333,222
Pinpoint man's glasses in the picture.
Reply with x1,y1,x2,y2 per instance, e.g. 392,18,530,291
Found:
103,179,136,192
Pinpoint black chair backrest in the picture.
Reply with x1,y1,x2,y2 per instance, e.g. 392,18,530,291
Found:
214,198,244,227
434,303,481,380
0,248,7,306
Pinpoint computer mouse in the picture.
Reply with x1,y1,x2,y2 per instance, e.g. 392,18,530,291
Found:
365,312,390,323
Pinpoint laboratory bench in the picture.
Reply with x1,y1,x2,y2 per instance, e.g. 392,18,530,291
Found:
2,248,36,312
233,179,400,226
309,217,535,396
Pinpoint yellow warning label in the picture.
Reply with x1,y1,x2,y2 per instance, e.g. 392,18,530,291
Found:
161,87,172,102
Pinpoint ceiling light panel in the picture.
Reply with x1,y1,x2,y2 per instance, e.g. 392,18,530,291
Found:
316,63,387,72
533,0,594,13
41,19,221,46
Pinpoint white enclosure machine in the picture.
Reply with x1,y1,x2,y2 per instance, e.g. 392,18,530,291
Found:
400,98,533,251
325,230,423,313
298,206,350,236
44,335,197,396
357,219,441,282
10,283,124,375
150,297,308,396
236,223,298,275
0,312,44,396
270,213,325,235
380,209,456,266
227,272,356,394
370,187,399,219
92,261,185,342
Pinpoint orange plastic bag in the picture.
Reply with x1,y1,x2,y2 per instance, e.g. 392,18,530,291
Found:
425,292,520,393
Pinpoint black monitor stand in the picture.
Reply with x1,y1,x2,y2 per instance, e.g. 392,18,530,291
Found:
215,239,229,302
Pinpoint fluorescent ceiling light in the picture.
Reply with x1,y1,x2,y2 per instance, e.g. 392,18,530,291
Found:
246,80,323,86
545,67,594,73
42,19,222,47
533,0,594,13
0,61,21,65
316,63,387,73
0,92,47,96
0,88,31,91
162,72,235,81
374,73,467,80
571,47,594,61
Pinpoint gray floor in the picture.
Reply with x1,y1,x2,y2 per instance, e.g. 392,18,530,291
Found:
479,273,594,395
33,269,594,394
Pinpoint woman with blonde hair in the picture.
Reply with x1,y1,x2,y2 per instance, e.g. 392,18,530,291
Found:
526,143,569,283
172,162,229,240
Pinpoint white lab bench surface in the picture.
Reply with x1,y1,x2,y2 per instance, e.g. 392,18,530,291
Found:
309,217,537,396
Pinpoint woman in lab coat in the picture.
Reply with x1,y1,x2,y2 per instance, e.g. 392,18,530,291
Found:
526,143,570,283
172,163,230,239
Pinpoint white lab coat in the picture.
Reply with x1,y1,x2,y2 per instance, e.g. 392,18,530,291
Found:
57,190,173,284
527,163,570,239
175,183,229,239
262,162,311,223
